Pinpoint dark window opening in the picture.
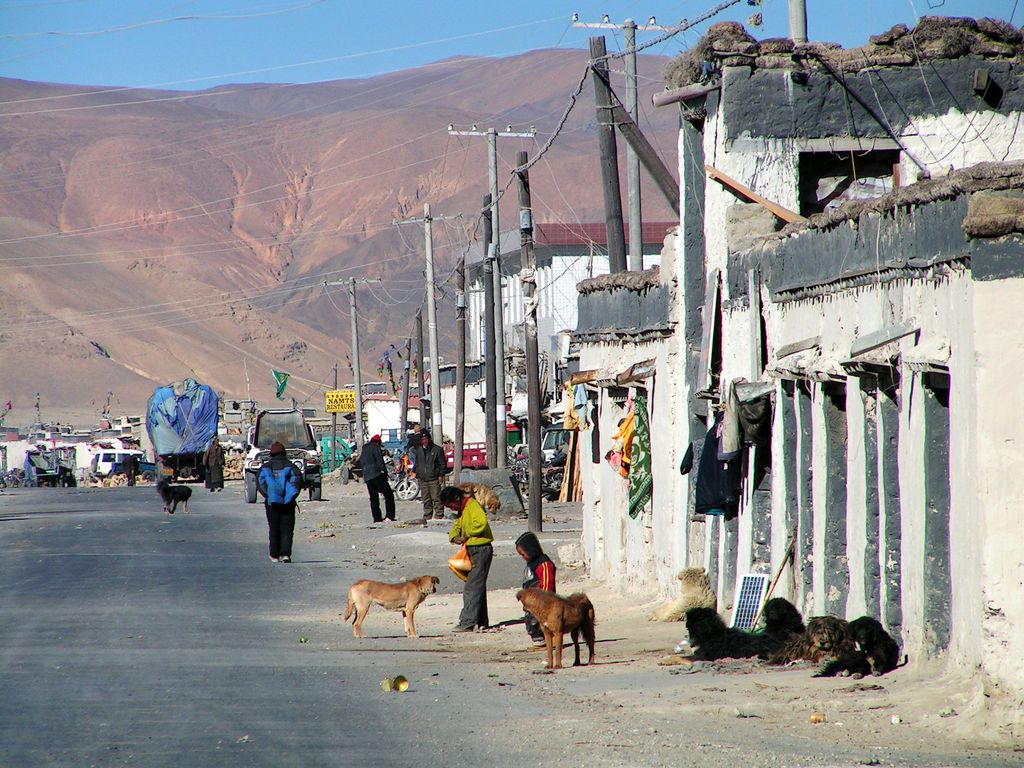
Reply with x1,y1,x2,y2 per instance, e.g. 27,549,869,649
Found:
798,150,900,216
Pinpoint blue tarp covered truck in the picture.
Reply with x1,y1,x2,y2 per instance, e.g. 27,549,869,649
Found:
146,379,219,482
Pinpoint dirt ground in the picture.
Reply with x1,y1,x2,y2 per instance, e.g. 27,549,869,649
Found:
295,476,1023,768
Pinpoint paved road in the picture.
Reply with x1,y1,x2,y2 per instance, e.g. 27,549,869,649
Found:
0,486,555,768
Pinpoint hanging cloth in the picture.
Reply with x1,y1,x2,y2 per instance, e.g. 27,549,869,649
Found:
695,414,742,518
628,392,653,519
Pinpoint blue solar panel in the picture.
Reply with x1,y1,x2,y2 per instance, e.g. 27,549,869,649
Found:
730,574,769,630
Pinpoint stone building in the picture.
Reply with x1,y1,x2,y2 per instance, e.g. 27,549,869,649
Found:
572,17,1024,730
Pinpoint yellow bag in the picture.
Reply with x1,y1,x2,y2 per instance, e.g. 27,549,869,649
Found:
448,543,472,581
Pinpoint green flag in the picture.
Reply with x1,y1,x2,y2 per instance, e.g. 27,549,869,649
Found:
272,370,290,400
628,392,653,519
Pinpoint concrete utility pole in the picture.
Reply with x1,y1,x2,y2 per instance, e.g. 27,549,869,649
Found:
517,150,543,533
325,278,380,451
589,35,628,273
423,204,443,442
447,123,535,468
788,0,808,44
454,248,466,484
574,15,673,271
481,195,498,469
395,209,459,441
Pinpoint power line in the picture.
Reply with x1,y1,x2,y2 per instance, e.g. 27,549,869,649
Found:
1,1,328,39
0,15,566,109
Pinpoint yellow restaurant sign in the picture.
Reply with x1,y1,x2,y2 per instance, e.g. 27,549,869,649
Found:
325,389,355,413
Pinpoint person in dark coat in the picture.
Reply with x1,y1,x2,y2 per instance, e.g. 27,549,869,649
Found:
412,430,448,520
359,434,396,523
203,437,226,492
122,453,138,487
515,531,557,646
257,441,301,562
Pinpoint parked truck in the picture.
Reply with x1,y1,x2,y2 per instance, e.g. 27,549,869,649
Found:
243,406,322,503
146,379,220,482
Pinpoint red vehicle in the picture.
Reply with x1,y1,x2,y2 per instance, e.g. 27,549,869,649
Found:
444,442,488,470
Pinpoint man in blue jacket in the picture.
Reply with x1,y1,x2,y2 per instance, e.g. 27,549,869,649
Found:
258,441,301,562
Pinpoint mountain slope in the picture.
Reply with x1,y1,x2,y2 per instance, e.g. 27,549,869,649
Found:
0,49,678,418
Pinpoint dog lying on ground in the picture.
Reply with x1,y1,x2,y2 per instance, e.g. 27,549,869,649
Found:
649,567,717,621
516,588,595,670
458,482,501,515
848,616,901,676
684,607,786,660
343,575,440,638
156,480,191,514
769,615,871,677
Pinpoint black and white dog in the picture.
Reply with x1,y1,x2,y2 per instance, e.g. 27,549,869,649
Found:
156,480,192,514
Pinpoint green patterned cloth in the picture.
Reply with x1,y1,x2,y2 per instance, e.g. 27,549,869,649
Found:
628,392,652,519
272,369,290,400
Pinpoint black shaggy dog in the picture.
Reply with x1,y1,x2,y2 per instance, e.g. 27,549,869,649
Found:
685,608,763,660
848,616,901,676
157,480,191,515
761,598,805,639
770,615,871,677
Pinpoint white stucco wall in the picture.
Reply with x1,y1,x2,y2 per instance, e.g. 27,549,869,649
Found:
970,277,1024,710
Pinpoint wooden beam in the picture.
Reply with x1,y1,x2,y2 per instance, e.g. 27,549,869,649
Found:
590,69,680,217
568,369,600,386
652,81,720,108
616,358,658,385
609,101,680,216
705,165,806,224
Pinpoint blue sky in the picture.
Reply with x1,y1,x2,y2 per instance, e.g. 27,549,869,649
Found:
0,0,1017,89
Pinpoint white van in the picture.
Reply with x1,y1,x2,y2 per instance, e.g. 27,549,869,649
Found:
90,450,145,477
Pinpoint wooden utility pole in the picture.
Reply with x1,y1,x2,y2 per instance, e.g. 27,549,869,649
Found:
330,362,338,471
589,35,628,273
447,124,535,467
517,150,543,532
453,247,466,484
415,308,425,428
349,277,365,450
399,336,412,434
326,278,380,451
575,16,673,270
481,194,498,469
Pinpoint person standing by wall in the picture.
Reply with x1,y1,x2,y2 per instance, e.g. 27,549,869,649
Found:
413,430,447,521
443,485,493,632
257,441,300,563
359,434,396,523
203,436,226,492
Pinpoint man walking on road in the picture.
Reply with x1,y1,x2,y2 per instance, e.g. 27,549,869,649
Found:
359,434,396,523
412,430,447,520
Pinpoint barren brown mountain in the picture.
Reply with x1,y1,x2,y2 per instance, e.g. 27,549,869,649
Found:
0,49,677,420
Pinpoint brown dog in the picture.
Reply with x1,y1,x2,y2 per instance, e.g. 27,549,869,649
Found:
516,588,595,670
459,482,501,515
343,575,440,638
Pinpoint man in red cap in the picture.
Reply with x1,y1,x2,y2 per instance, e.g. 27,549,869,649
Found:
359,434,396,523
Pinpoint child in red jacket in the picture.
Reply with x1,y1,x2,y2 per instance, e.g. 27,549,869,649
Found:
515,531,556,646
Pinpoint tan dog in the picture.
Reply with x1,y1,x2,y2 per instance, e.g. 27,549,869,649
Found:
649,567,717,621
343,575,440,638
516,588,595,670
458,482,501,515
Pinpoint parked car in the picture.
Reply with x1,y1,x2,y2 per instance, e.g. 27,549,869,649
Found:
91,450,146,478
